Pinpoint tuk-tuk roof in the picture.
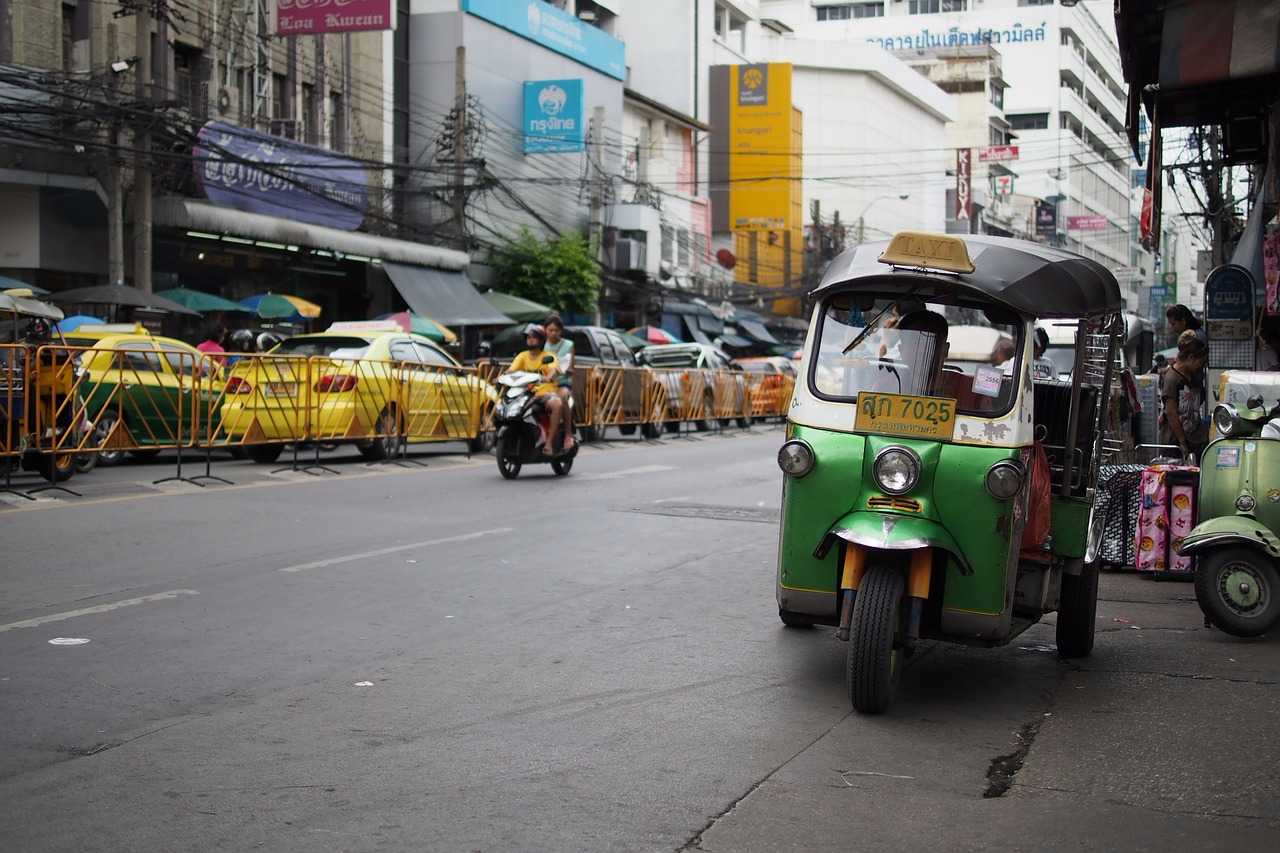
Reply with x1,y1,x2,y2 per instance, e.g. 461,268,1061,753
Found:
0,292,64,321
815,234,1122,318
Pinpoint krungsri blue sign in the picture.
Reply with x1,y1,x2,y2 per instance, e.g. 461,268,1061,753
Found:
462,0,626,81
523,79,584,154
193,121,369,231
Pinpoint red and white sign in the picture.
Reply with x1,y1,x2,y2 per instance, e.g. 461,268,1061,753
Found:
1067,214,1109,231
271,0,394,36
978,145,1019,163
955,149,971,222
992,174,1014,196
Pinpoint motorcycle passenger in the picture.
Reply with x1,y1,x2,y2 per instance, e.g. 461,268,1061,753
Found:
543,314,574,405
506,324,574,454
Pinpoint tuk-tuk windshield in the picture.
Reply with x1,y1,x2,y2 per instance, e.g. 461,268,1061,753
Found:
812,296,1022,416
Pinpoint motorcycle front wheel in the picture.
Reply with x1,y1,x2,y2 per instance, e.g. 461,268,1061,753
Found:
496,428,521,480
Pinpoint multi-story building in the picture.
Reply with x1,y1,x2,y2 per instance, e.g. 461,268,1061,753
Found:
755,0,1149,308
0,0,478,326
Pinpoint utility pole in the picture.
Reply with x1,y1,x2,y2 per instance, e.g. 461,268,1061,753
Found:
132,0,153,293
107,22,125,287
452,45,467,247
588,105,605,326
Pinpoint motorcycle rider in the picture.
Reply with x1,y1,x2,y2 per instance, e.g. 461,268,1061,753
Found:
505,323,574,454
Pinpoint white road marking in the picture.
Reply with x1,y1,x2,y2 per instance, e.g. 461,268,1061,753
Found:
278,528,513,574
579,464,675,482
0,589,199,633
652,495,692,504
48,637,91,646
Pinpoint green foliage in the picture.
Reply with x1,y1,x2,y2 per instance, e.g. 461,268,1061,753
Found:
491,229,600,315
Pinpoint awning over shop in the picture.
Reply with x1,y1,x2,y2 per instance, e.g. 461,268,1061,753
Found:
698,314,725,335
739,319,779,344
154,198,469,270
384,263,512,327
687,325,712,345
719,333,753,348
483,291,551,323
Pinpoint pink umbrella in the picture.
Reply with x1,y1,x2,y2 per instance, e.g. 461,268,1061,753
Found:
629,325,682,345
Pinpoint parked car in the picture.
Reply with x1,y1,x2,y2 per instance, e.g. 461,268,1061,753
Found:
80,333,223,465
220,324,497,463
636,343,748,431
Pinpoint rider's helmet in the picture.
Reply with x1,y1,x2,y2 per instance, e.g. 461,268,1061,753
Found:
524,323,547,346
256,331,284,352
229,329,257,352
25,318,52,344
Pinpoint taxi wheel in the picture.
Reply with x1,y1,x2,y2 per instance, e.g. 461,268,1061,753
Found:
847,565,904,714
618,424,637,436
247,444,284,464
358,407,401,461
641,423,661,440
90,411,127,466
1056,560,1100,658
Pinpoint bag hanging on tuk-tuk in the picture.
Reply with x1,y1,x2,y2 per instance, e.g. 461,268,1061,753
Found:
1020,442,1052,553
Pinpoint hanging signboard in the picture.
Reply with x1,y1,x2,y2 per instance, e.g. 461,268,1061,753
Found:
271,0,394,36
955,149,971,222
1034,201,1056,239
1204,264,1256,368
978,145,1019,163
462,0,626,81
1067,214,1109,231
193,121,369,231
992,174,1014,196
522,79,585,154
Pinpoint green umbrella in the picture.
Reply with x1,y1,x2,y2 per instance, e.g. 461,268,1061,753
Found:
156,287,248,313
483,291,552,323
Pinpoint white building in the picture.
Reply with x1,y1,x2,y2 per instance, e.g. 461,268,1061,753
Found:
755,0,1147,308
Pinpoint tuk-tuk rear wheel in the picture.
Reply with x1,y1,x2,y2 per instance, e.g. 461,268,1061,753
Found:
33,451,76,484
846,565,905,714
1056,560,1100,658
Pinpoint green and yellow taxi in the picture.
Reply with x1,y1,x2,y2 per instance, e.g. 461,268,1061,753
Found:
777,232,1124,713
217,322,497,463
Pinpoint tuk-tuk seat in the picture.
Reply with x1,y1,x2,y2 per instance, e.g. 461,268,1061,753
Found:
1033,379,1098,494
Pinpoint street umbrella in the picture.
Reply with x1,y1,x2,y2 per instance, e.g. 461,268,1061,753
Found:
482,291,552,323
629,325,682,345
378,311,458,344
56,315,106,333
239,292,322,320
50,283,201,316
1,276,48,295
157,287,248,313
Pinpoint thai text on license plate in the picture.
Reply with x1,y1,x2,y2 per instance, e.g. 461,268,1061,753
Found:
854,392,957,441
264,381,296,397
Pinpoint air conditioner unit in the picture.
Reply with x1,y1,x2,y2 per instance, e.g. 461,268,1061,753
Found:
611,238,647,272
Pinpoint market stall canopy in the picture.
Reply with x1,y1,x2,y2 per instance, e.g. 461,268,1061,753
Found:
816,235,1122,318
155,198,470,270
384,263,512,327
1,276,47,295
482,291,551,323
738,318,779,344
239,293,322,320
377,311,458,344
157,287,248,313
50,283,200,316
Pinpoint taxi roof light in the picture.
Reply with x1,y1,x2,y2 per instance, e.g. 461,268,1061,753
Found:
878,232,976,275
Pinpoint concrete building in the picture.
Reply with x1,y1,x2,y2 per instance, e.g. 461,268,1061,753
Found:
755,0,1149,308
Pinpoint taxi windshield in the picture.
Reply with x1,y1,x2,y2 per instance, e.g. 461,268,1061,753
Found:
811,295,1022,417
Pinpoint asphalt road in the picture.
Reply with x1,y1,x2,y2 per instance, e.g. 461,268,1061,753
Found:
1,429,1277,852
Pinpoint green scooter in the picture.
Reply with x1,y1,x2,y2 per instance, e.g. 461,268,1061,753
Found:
1179,397,1280,636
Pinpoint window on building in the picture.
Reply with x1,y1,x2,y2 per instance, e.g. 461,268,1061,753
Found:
661,225,675,264
271,73,288,120
817,3,884,20
61,3,75,73
989,83,1004,110
909,0,967,14
1008,112,1049,131
174,45,202,113
989,124,1008,147
301,83,318,145
330,92,346,152
678,230,691,269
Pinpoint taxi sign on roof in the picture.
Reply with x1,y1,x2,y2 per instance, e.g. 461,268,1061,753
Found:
326,320,402,334
878,232,975,275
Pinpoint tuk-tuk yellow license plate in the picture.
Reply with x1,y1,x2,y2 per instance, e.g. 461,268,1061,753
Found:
855,392,957,441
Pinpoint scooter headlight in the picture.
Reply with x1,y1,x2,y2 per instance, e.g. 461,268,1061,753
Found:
985,460,1025,501
873,446,920,495
1213,404,1243,437
777,439,815,478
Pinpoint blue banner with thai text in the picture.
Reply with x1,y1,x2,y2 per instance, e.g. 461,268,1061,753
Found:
463,0,625,80
523,79,584,154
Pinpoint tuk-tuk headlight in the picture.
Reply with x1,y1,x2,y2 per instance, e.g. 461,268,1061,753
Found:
985,460,1025,501
1213,404,1242,437
873,446,920,495
777,439,815,478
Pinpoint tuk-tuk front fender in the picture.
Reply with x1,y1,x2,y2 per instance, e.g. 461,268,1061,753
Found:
1178,515,1280,560
815,511,972,575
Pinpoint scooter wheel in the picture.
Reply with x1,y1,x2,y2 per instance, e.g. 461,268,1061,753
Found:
496,429,521,479
1195,547,1280,637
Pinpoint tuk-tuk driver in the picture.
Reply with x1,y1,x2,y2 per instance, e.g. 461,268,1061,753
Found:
896,309,988,411
505,323,574,454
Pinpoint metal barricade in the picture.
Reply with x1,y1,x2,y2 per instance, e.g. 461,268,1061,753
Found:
1,343,30,497
711,370,747,423
398,361,492,446
679,369,712,425
200,353,312,471
586,365,647,432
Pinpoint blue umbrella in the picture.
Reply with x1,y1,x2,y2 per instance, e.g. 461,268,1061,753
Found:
56,315,107,333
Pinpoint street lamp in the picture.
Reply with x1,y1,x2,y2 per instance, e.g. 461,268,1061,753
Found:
856,193,910,244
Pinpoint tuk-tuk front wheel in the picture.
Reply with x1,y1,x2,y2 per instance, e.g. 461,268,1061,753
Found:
1057,560,1100,658
846,564,905,714
33,451,76,484
1195,547,1280,638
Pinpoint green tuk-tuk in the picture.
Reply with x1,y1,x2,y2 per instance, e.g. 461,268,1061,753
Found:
776,232,1124,713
